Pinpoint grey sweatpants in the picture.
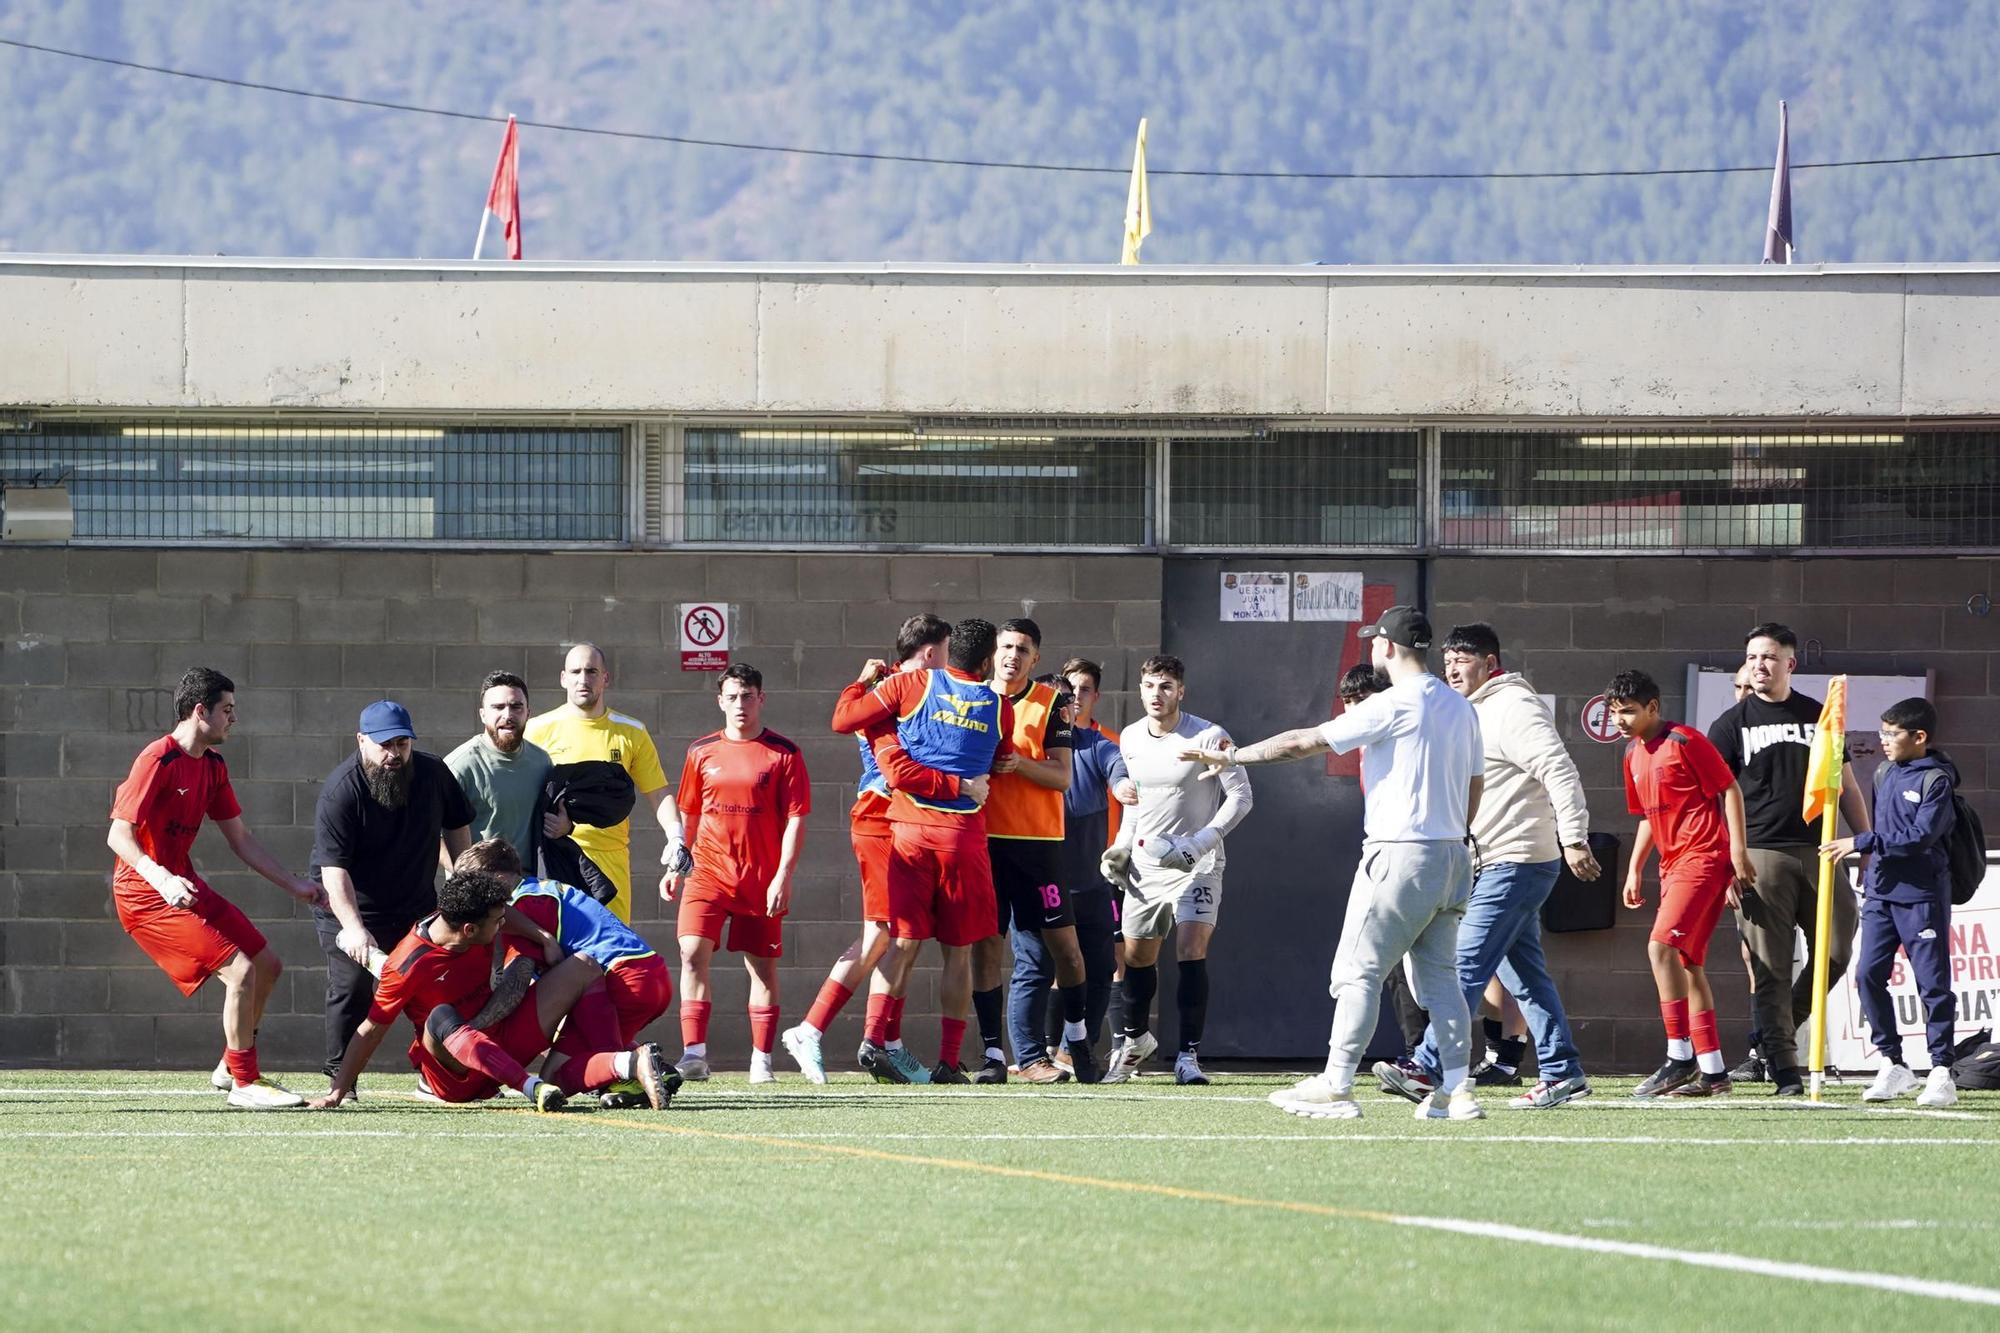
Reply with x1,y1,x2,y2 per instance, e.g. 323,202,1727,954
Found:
1737,844,1857,1074
1324,839,1474,1092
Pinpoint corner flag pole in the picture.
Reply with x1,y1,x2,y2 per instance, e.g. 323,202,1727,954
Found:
1803,674,1848,1102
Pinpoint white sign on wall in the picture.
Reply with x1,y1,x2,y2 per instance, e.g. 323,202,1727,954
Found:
1220,571,1289,622
1292,572,1364,622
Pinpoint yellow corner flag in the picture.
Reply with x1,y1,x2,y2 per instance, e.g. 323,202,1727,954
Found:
1121,118,1151,265
1801,675,1847,823
1802,674,1847,1100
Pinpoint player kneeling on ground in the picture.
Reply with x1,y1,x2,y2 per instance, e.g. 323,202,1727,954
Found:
309,870,674,1111
457,838,681,1109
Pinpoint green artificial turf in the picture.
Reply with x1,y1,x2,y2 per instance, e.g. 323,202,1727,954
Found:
0,1068,1995,1331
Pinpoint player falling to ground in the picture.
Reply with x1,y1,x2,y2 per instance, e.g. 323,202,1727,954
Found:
107,667,328,1110
784,613,953,1085
666,664,811,1084
456,838,679,1108
1608,670,1754,1099
310,869,675,1111
832,618,1012,1084
980,618,1090,1085
1099,654,1252,1086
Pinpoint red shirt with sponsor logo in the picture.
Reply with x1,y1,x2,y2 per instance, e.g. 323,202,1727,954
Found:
677,730,812,901
110,736,242,901
366,918,495,1029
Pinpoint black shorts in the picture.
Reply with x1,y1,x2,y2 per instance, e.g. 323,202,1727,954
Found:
989,837,1073,935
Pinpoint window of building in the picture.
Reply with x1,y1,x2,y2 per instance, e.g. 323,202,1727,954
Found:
1439,430,2000,551
1168,430,1422,548
0,423,626,544
681,428,1151,547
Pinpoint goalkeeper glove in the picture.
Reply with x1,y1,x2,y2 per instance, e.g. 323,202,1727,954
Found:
1144,826,1220,873
660,835,694,877
1098,845,1135,891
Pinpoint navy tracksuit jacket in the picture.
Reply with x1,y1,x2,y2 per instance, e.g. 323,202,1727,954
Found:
1853,753,1958,1066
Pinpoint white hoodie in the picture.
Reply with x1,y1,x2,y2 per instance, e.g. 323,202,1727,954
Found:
1465,672,1590,865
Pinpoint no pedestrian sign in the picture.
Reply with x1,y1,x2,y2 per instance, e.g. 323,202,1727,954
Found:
679,603,731,671
1581,693,1620,744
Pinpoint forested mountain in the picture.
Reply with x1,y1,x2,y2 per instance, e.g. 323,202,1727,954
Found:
2,0,1996,264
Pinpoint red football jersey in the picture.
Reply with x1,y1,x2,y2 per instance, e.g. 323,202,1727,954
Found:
110,736,242,899
366,920,495,1029
1624,723,1737,871
677,730,812,901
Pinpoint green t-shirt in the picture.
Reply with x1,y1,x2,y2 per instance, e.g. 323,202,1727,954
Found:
444,734,553,864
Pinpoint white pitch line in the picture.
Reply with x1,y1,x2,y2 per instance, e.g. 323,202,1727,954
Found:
1389,1213,2000,1309
681,1130,1995,1147
0,1129,552,1139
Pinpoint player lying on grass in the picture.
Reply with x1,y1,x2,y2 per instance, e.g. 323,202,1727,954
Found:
309,869,675,1111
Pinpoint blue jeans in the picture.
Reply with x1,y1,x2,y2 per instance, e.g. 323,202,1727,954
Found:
1009,924,1055,1064
1414,858,1582,1082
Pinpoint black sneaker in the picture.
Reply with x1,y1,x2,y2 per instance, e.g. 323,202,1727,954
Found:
858,1040,910,1085
1727,1052,1768,1083
1472,1062,1522,1088
972,1056,1008,1085
1633,1057,1699,1098
1066,1037,1101,1085
930,1060,971,1085
1771,1067,1805,1097
1664,1072,1733,1098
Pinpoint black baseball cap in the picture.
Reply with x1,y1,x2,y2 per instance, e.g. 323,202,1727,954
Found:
1356,605,1433,650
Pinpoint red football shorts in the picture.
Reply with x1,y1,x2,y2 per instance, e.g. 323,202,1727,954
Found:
677,892,784,958
114,880,268,997
851,825,894,924
1652,860,1733,968
408,996,549,1104
605,955,674,1045
888,820,996,949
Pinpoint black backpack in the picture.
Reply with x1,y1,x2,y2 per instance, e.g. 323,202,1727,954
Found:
1874,757,1985,906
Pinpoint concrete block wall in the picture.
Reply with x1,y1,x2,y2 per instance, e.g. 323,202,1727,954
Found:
0,549,1161,1070
1431,555,2000,1072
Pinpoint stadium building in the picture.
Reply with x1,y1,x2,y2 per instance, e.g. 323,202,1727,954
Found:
4,254,1998,1071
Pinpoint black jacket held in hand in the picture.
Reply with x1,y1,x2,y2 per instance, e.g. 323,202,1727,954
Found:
539,761,637,905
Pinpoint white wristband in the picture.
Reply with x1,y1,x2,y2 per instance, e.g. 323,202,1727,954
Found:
133,856,173,891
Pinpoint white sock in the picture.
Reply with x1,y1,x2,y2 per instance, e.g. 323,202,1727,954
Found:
1696,1049,1725,1075
612,1050,636,1081
1063,1020,1087,1043
1667,1037,1693,1061
684,1042,707,1060
985,1045,1006,1062
750,1049,774,1075
1441,1064,1469,1093
886,1037,905,1051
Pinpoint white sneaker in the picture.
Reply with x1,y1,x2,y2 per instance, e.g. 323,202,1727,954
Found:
748,1066,778,1086
210,1059,231,1091
1416,1085,1486,1121
1862,1063,1919,1103
226,1077,306,1110
675,1054,712,1082
1102,1032,1157,1085
782,1024,828,1085
1916,1065,1958,1108
1269,1073,1362,1119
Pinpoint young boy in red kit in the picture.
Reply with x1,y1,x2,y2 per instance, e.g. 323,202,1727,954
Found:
1607,670,1755,1098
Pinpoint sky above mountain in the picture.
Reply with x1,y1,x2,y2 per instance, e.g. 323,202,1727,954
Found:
2,0,1996,265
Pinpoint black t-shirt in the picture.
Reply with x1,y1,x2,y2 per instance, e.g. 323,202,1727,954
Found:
310,751,474,933
1008,683,1076,752
1705,691,1823,847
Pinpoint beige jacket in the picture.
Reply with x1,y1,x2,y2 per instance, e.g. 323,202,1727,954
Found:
1467,672,1590,865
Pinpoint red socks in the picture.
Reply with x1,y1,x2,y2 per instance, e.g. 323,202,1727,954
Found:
806,980,853,1034
864,994,894,1046
888,996,906,1044
1659,998,1690,1041
681,999,712,1048
443,1026,528,1092
939,1016,967,1069
1690,1008,1720,1056
553,1049,627,1095
749,1004,780,1055
222,1046,259,1089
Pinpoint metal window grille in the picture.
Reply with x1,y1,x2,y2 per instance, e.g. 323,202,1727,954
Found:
0,422,626,545
1167,430,1423,549
1439,429,2000,552
679,428,1151,547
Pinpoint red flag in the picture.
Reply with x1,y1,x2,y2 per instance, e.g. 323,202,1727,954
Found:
481,115,522,260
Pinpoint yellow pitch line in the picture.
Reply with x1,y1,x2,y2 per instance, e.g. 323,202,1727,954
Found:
591,1115,1394,1222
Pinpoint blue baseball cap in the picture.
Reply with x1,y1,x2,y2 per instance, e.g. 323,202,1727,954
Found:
358,700,415,742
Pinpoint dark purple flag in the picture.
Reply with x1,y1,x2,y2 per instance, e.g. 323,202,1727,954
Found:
1763,100,1793,263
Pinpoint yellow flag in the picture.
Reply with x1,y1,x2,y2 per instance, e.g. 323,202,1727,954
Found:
1121,118,1151,264
1801,674,1847,823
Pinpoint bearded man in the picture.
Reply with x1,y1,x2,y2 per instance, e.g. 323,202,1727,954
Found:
311,700,474,1087
446,671,570,868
